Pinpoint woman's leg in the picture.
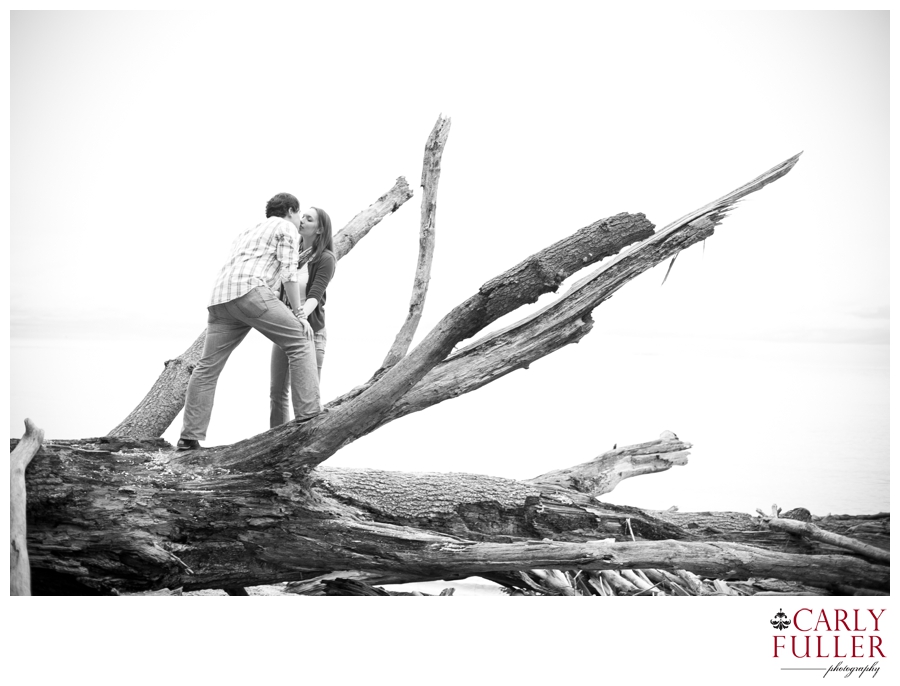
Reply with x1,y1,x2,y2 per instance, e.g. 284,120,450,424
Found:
314,328,327,380
226,287,320,422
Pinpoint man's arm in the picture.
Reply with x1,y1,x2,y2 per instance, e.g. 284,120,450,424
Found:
283,281,314,337
276,223,313,336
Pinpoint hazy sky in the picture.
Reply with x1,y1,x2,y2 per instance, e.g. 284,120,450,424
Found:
7,11,890,510
10,10,888,341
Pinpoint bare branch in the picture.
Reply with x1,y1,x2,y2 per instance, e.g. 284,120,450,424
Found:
333,154,803,436
383,116,451,369
189,212,654,473
326,519,889,592
758,512,890,564
181,155,799,476
333,177,414,260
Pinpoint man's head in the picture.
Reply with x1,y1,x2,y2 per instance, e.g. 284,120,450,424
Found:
265,193,301,227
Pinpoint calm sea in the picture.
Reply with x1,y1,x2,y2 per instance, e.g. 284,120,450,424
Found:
9,332,889,517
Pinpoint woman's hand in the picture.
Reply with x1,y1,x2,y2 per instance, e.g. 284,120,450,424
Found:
295,311,314,339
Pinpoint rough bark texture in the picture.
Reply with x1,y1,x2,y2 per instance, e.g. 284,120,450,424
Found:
760,514,890,563
382,115,450,369
17,432,888,595
651,510,890,557
527,431,690,496
107,177,414,439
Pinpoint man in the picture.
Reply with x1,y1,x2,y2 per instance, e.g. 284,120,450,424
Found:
177,192,320,450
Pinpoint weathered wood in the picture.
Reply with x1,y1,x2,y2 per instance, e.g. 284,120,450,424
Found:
153,157,798,484
108,176,415,439
600,570,640,594
527,431,690,496
327,157,802,439
332,177,415,259
171,210,656,477
11,419,44,596
314,460,685,542
19,430,889,594
382,115,450,369
760,513,890,564
652,509,890,557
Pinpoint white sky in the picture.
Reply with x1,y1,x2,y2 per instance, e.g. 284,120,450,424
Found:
10,10,888,340
7,9,890,492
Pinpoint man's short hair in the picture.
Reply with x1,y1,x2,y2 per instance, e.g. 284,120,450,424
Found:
265,193,300,218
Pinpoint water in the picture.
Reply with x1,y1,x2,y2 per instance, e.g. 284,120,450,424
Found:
9,332,889,517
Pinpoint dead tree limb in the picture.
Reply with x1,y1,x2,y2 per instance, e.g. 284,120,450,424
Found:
382,115,451,369
108,176,414,439
526,431,690,496
369,537,886,591
758,511,890,564
10,418,43,596
20,426,886,595
177,154,799,478
327,155,802,437
173,210,655,475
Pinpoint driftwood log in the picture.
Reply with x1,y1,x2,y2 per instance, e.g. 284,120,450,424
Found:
12,120,889,595
10,419,44,595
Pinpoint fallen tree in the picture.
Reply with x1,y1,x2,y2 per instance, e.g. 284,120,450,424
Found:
13,117,889,596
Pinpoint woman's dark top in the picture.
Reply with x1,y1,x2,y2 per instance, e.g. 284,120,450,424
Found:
304,249,336,333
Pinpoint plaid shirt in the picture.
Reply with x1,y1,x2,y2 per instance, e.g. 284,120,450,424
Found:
209,216,300,306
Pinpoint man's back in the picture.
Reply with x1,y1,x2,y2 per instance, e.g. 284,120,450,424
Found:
209,216,300,306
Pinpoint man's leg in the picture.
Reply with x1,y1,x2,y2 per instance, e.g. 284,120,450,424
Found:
226,286,320,421
269,343,291,428
181,305,250,441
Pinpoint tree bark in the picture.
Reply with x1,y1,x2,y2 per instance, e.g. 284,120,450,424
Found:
18,432,887,595
10,419,44,595
527,431,690,496
758,513,890,563
382,115,450,369
107,176,414,439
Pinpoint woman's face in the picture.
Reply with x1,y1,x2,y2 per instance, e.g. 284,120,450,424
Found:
298,208,320,242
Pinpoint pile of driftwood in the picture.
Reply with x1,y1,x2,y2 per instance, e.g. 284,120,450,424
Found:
280,508,889,597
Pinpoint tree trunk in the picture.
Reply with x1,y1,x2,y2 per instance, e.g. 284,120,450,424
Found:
17,432,888,595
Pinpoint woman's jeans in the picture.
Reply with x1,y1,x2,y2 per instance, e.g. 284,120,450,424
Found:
181,286,320,441
270,327,326,428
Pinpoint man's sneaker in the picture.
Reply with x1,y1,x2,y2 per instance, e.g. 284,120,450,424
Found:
176,438,201,451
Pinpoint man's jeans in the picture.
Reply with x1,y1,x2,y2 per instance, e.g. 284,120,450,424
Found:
181,286,320,441
270,328,326,428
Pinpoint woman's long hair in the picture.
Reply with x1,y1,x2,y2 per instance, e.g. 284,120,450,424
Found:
306,207,333,265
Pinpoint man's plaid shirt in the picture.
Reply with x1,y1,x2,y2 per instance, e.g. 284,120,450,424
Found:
209,216,300,306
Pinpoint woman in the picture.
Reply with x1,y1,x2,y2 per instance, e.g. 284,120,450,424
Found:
269,206,336,428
